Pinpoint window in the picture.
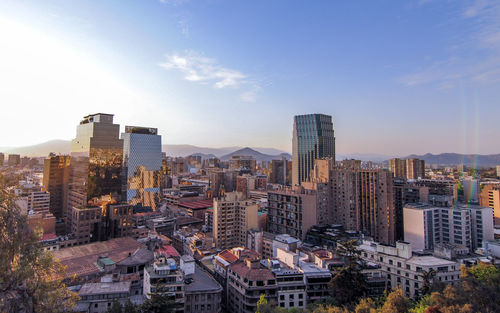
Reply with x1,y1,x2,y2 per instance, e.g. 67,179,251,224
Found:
280,295,285,300
94,304,98,308
299,301,304,306
299,294,303,299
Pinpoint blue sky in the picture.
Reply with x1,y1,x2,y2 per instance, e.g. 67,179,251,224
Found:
0,0,499,156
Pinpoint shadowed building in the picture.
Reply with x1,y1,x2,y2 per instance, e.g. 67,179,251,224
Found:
43,154,71,221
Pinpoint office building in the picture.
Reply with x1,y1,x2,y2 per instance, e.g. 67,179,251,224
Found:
121,126,162,210
462,177,479,204
292,114,335,186
68,113,123,211
8,154,20,166
228,155,257,174
213,192,259,249
497,165,500,178
71,206,102,245
43,154,71,220
0,152,4,166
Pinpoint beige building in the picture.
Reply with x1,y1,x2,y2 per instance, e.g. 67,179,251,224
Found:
389,158,407,179
479,184,500,226
213,192,259,249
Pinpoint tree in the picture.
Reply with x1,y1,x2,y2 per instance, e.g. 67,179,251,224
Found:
140,293,177,313
336,240,361,265
419,269,437,295
124,300,139,313
354,297,376,313
107,301,124,313
0,186,79,312
329,265,368,306
378,288,410,313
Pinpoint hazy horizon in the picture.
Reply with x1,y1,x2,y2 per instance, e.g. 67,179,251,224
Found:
1,1,499,155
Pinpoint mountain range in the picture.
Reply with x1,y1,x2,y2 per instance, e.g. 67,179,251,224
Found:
2,140,499,166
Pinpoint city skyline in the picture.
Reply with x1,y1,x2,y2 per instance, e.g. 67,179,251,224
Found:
1,0,500,155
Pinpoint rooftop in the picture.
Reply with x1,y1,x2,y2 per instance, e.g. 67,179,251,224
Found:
185,265,222,293
179,199,214,210
79,281,131,296
52,237,144,279
408,255,457,267
229,261,275,281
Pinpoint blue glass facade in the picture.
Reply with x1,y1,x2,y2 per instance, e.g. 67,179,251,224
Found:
292,114,335,185
121,126,162,210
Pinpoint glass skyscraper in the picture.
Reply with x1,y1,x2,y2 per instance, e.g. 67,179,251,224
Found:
68,113,124,210
292,114,335,186
121,126,162,211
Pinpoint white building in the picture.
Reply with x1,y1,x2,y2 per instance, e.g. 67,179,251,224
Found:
358,240,460,298
404,203,493,252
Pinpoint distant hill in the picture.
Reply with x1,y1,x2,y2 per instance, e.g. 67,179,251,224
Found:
0,140,290,159
1,140,71,157
220,147,291,162
336,153,394,163
404,153,500,167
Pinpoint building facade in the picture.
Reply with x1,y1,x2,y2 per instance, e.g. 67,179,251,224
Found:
43,154,71,220
292,114,335,186
121,126,162,211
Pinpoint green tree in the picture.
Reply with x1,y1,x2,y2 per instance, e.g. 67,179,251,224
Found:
124,300,139,313
107,300,124,313
140,293,177,313
419,269,437,296
378,288,410,313
329,265,368,306
0,186,79,312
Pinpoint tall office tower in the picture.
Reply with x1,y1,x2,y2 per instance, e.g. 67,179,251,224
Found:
267,186,319,240
269,157,291,185
228,155,257,174
292,114,335,186
328,161,396,245
121,126,162,211
43,154,71,220
8,154,20,166
388,158,407,179
0,152,4,166
479,184,500,226
406,158,425,180
393,178,429,241
68,113,123,211
212,192,258,249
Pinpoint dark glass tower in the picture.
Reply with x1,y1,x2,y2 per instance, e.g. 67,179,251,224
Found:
68,113,123,210
121,126,162,211
292,114,335,186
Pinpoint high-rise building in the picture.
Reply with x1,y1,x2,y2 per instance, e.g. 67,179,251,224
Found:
269,157,291,185
388,158,407,179
267,186,319,240
0,152,4,166
8,154,20,166
228,155,257,174
121,126,162,211
213,192,259,249
68,113,123,211
43,154,71,220
406,158,425,180
497,165,500,178
292,114,335,186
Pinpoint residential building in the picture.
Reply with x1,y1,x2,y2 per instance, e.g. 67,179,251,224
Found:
213,192,259,249
8,154,20,166
77,281,132,313
229,155,257,174
267,187,319,240
292,114,335,186
479,184,500,226
71,206,102,245
406,158,425,180
108,203,135,239
389,158,407,179
404,203,494,252
121,126,162,211
358,240,461,298
0,152,4,166
184,259,223,313
269,158,291,186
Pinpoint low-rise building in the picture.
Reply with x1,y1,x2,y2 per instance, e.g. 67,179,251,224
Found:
77,281,131,313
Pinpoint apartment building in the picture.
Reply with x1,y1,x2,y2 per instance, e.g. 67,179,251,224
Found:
213,192,259,249
358,241,460,298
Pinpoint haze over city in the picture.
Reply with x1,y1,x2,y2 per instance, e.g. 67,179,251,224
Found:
1,0,500,155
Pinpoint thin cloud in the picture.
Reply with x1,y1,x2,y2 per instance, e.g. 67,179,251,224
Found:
399,0,500,88
160,50,261,101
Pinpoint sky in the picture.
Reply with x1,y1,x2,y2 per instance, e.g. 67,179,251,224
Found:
0,0,499,156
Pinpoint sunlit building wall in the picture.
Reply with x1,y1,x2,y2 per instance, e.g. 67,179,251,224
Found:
121,126,162,211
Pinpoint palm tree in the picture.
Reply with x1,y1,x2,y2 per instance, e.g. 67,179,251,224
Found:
419,269,437,295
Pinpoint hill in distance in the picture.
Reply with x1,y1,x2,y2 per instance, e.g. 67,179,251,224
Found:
220,147,291,162
405,153,500,167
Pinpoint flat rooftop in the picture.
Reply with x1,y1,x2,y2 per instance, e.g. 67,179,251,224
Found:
185,265,222,293
408,255,457,267
79,281,131,296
